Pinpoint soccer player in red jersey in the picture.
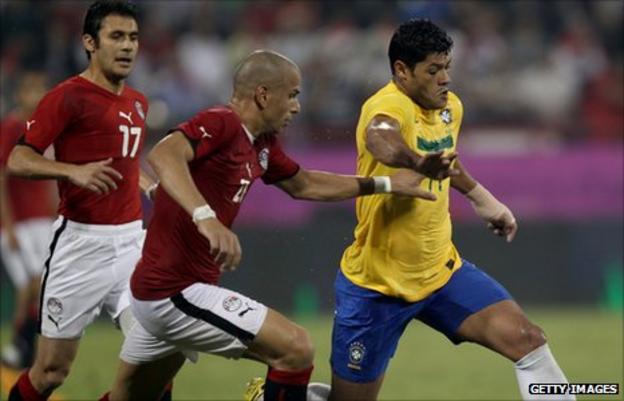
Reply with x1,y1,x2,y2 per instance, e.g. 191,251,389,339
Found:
1,71,56,370
6,2,160,400
103,50,454,401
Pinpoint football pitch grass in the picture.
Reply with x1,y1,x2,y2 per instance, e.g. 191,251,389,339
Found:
1,308,622,400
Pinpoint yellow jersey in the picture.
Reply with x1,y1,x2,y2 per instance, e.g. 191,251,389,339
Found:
340,80,463,302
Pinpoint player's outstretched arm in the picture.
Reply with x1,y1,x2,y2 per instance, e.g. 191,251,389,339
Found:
7,145,122,194
275,168,437,201
451,159,518,242
147,131,241,271
365,114,458,179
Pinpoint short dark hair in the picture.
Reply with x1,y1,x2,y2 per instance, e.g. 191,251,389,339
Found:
388,19,453,74
83,0,138,59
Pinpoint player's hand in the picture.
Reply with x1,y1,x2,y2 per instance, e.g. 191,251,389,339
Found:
467,184,518,243
196,218,242,272
69,158,123,194
415,151,459,180
486,208,518,243
389,169,437,201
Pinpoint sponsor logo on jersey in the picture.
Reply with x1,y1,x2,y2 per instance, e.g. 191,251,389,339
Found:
238,302,257,318
258,148,269,170
26,120,36,130
416,135,454,152
119,110,134,125
347,341,366,370
135,100,145,120
222,295,243,312
199,126,212,138
440,108,452,124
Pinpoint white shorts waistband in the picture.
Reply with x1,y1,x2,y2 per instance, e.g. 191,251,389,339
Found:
59,216,143,236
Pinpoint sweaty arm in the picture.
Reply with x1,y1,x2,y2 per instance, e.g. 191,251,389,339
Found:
147,131,241,270
451,159,518,242
276,168,436,202
7,145,122,195
365,114,458,179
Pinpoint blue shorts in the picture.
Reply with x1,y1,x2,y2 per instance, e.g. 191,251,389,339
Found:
330,260,512,383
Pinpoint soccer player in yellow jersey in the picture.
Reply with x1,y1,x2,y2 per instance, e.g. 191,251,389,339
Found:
329,19,574,401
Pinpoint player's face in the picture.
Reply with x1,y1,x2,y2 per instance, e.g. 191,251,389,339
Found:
264,67,301,133
88,15,139,81
405,52,451,110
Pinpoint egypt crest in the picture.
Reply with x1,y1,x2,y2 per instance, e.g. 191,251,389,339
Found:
135,100,146,121
258,148,269,170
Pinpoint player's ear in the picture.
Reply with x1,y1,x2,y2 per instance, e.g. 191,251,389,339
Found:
393,60,410,82
82,33,97,56
254,86,270,109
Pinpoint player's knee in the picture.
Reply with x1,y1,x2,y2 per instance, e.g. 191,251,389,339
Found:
279,326,315,370
504,321,546,360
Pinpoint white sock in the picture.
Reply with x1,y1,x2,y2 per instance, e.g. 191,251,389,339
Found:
307,382,331,401
514,344,575,400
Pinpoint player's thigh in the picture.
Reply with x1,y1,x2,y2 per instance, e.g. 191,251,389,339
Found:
330,270,415,384
103,230,145,322
16,218,54,278
330,373,385,401
417,259,513,345
456,299,545,361
131,283,268,361
111,352,185,401
40,220,118,338
244,308,312,366
32,336,80,375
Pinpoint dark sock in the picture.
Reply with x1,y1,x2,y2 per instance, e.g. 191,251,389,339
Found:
8,370,47,401
264,366,313,401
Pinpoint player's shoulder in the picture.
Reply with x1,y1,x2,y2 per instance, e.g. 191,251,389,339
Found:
364,81,412,111
123,84,148,103
196,105,241,126
446,91,463,112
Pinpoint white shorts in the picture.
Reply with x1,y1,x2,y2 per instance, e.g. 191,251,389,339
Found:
120,283,268,364
1,218,54,289
39,216,144,339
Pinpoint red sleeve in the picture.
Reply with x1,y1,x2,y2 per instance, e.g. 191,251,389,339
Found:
22,88,74,153
262,138,300,184
175,110,232,160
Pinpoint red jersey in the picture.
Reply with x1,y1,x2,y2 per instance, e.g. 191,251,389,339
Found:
21,76,148,224
0,112,55,226
131,106,299,300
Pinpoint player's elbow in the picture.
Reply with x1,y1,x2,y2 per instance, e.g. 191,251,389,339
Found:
7,146,32,177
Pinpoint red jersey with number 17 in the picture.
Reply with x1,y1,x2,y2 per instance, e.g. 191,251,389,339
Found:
21,76,148,225
131,106,300,300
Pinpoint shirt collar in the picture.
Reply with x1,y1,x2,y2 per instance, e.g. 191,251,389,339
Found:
241,124,256,143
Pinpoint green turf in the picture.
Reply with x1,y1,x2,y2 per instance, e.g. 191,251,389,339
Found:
1,308,622,400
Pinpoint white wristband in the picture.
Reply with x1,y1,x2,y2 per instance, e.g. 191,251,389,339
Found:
192,204,216,223
373,176,392,194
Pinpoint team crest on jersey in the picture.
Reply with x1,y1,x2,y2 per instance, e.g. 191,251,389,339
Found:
135,100,146,121
222,295,243,312
47,297,63,316
347,341,366,370
258,148,269,170
440,108,452,125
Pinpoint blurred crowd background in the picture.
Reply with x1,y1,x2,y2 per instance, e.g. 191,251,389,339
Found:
2,0,622,145
1,1,622,312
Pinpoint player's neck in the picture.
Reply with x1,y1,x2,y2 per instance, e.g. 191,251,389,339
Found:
229,100,263,138
80,67,125,95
